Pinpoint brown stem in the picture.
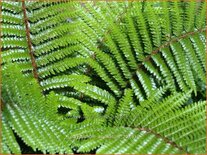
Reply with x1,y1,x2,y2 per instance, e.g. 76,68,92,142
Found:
129,28,206,81
22,0,39,81
137,28,206,69
96,3,205,86
137,127,188,153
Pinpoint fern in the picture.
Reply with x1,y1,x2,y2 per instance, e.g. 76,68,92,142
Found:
1,0,206,154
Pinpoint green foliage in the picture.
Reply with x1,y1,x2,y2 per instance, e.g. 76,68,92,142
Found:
1,0,206,154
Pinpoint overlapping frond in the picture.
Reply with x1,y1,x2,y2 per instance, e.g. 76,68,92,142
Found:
1,0,206,154
75,91,206,154
76,1,206,101
2,1,82,79
2,64,74,154
2,116,21,154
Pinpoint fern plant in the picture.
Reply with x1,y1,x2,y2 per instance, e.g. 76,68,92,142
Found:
1,0,206,154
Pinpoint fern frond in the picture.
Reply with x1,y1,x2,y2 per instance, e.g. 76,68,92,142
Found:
38,57,86,78
170,42,196,91
114,89,134,126
77,0,206,100
1,1,206,154
170,2,183,36
160,2,171,40
144,2,161,47
183,1,196,32
2,1,29,68
195,1,206,29
96,127,182,154
2,116,21,154
134,3,153,53
76,91,206,154
47,92,82,111
180,38,205,82
5,104,73,154
125,11,144,61
160,47,188,91
2,64,73,154
190,33,206,70
71,83,116,106
40,74,91,91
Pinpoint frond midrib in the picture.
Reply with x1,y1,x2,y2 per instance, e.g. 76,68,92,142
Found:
134,126,187,153
22,0,39,81
128,27,206,85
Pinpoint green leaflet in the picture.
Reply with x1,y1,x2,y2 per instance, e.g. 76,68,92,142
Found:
170,2,183,36
4,104,73,154
77,92,206,154
2,64,74,154
71,83,116,106
40,74,91,91
114,89,134,126
1,1,206,154
95,128,182,154
2,116,21,154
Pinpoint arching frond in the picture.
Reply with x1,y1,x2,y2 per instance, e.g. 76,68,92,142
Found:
75,91,206,154
1,1,206,154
